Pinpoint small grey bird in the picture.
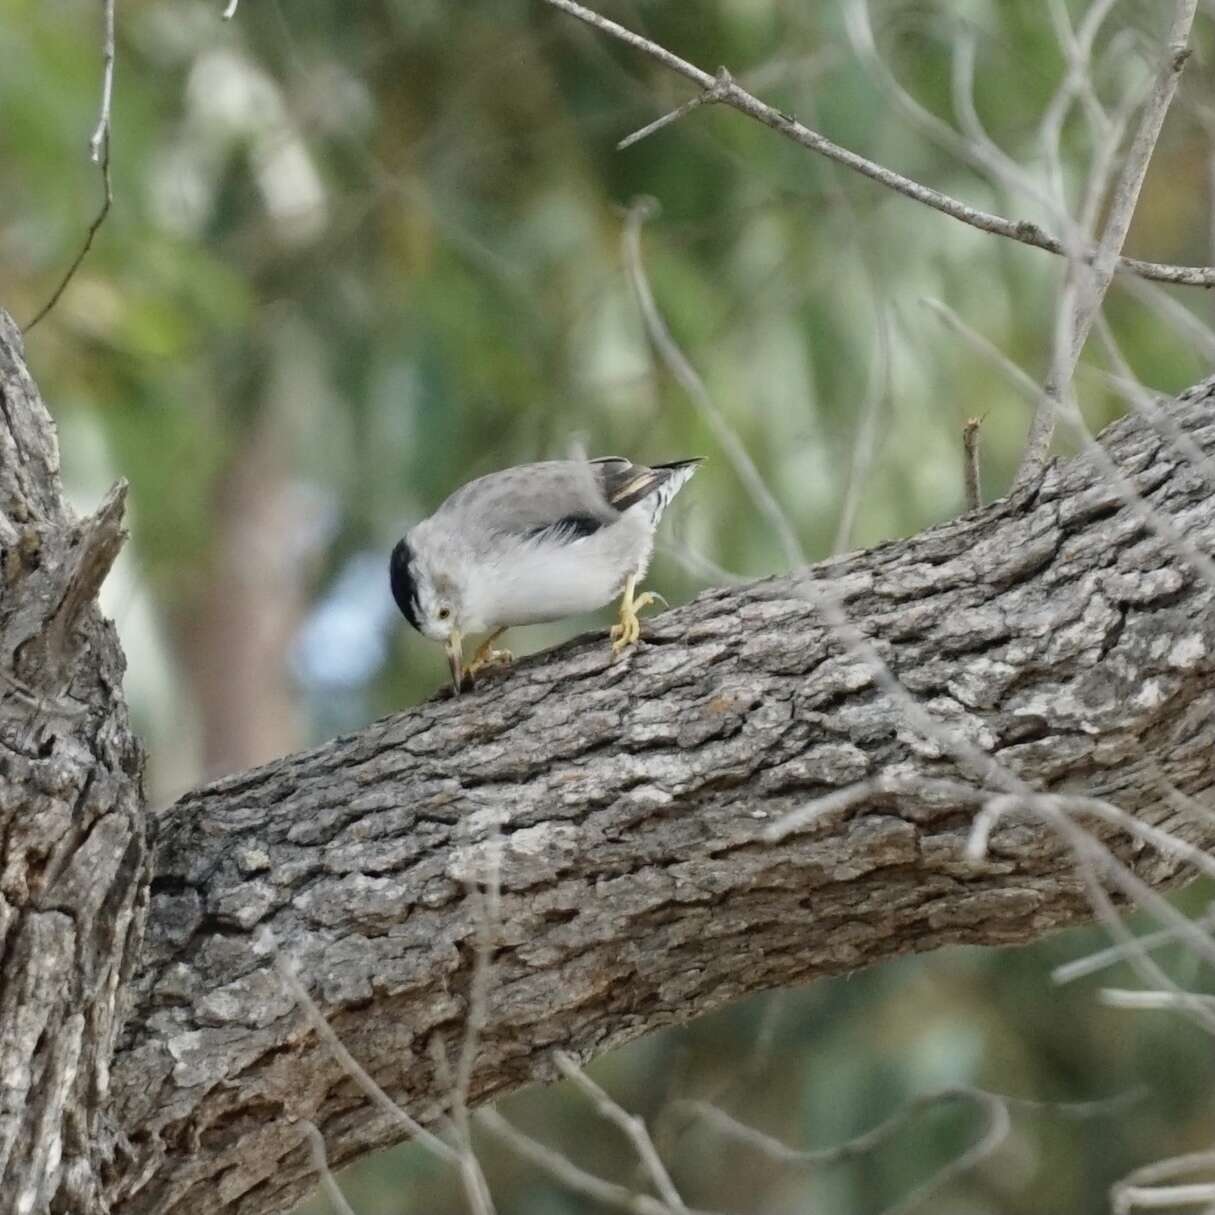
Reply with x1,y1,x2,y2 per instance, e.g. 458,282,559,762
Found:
390,455,702,692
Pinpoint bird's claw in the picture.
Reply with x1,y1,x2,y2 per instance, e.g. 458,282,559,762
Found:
611,591,660,658
466,647,514,679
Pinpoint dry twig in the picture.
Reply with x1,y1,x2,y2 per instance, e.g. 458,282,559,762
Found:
542,0,1215,287
268,939,460,1166
25,0,116,331
300,1121,359,1215
618,67,733,151
1015,0,1198,487
555,1053,687,1212
622,199,805,568
1053,904,1215,985
679,1088,1010,1215
479,1108,712,1215
962,417,983,511
1114,1151,1215,1215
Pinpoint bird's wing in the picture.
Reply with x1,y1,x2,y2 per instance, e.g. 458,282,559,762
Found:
443,459,701,551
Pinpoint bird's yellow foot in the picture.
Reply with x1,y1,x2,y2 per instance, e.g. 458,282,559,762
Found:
611,578,665,658
467,647,513,678
466,630,513,682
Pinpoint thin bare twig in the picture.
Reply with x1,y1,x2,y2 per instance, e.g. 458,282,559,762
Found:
1119,272,1215,364
922,295,1215,592
25,0,116,331
1015,0,1198,486
962,417,983,511
1100,989,1215,1013
448,844,501,1215
1114,1151,1215,1215
268,939,460,1166
541,0,1215,287
1053,904,1215,985
919,297,1040,399
622,199,805,568
1091,318,1215,492
555,1053,687,1212
618,67,733,151
89,0,116,163
1117,1182,1215,1213
967,795,1215,1036
300,1121,359,1215
479,1109,712,1215
831,318,891,553
679,1087,1010,1215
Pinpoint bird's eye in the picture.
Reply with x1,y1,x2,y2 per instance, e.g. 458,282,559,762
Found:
437,607,451,621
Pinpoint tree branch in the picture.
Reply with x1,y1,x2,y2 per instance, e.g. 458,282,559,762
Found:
0,311,148,1213
540,0,1213,288
24,0,116,331
104,372,1215,1213
1014,0,1198,487
962,417,983,512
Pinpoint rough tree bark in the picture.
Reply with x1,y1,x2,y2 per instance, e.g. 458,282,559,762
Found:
0,312,147,1213
1,308,1214,1214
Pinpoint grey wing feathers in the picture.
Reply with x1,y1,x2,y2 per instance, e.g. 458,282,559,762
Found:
439,457,702,549
591,456,704,513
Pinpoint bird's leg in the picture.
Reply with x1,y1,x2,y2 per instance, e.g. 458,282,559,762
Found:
465,627,513,680
611,574,666,657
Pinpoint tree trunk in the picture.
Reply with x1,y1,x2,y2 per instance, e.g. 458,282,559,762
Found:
2,309,1215,1214
0,311,147,1213
170,406,306,781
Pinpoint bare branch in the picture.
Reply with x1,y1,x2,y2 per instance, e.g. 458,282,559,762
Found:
1100,989,1215,1013
1091,319,1215,492
104,368,1215,1209
1114,1152,1215,1215
962,417,983,511
919,297,1040,400
479,1109,708,1215
1016,0,1199,486
618,67,733,152
921,295,1215,592
1053,904,1215,985
555,1053,687,1213
967,795,1215,1036
270,939,461,1168
448,849,501,1215
541,0,1215,287
1118,273,1215,364
679,1087,1010,1215
300,1122,359,1215
621,199,805,567
89,0,116,164
24,0,116,332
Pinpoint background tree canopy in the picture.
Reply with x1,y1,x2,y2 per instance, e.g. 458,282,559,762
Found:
3,0,1214,1211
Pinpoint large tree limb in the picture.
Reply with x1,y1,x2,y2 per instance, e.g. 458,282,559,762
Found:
104,375,1215,1212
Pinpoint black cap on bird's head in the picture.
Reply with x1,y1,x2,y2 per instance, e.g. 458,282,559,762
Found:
389,538,422,632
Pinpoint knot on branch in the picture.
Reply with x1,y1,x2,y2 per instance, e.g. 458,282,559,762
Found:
11,480,128,692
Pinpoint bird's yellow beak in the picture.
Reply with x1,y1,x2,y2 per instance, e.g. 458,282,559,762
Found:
445,631,464,694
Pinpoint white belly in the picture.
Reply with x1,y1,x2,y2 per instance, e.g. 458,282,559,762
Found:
463,509,654,631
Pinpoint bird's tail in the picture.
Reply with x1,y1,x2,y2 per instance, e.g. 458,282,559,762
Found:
644,457,703,523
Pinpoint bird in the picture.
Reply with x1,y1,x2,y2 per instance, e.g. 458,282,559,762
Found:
390,455,703,693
